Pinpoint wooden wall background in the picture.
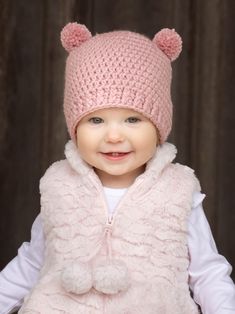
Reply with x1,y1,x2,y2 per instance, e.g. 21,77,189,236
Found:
0,0,235,284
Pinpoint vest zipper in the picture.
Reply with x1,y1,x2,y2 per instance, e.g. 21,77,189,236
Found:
88,173,144,260
93,175,144,227
102,177,144,260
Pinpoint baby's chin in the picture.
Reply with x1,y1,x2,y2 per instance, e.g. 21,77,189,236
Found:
94,166,145,188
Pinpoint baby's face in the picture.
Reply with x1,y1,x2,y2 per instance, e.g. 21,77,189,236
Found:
76,108,159,188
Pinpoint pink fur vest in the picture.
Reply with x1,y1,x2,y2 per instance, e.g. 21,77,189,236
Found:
19,141,200,313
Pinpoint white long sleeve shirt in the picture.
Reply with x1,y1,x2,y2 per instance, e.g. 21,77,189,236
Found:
0,190,235,314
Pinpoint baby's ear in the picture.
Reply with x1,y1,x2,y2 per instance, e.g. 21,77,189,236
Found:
61,22,92,53
152,28,182,61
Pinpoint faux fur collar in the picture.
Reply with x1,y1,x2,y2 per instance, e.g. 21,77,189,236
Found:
64,140,177,179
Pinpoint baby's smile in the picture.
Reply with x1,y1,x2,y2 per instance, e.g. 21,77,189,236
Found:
100,151,132,161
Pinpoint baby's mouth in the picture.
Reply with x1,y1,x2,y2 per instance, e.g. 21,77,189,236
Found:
100,152,131,160
105,152,129,157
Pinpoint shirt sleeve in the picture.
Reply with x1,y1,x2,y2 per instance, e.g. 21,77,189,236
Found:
0,214,45,314
188,192,235,314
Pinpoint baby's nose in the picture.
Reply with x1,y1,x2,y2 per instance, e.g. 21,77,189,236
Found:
105,126,124,143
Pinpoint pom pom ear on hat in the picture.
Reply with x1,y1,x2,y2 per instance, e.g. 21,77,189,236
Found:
153,28,182,61
61,22,92,53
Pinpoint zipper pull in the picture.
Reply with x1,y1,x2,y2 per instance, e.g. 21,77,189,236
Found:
107,214,113,225
103,215,113,238
104,218,113,259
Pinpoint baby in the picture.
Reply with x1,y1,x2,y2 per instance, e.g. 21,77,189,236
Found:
0,22,235,314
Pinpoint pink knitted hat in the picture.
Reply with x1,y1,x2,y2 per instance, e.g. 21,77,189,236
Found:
61,22,182,143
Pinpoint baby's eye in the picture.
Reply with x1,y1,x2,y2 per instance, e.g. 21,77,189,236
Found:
126,117,141,123
88,117,103,124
